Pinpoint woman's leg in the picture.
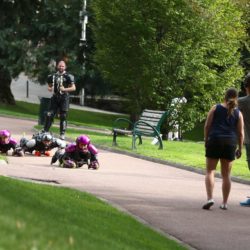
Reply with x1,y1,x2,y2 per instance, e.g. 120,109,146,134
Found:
220,159,233,205
205,157,218,200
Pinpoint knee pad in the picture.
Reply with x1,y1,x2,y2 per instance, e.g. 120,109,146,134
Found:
46,111,54,117
60,112,67,121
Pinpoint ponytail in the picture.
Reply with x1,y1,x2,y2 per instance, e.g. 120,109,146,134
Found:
226,98,237,116
224,88,238,116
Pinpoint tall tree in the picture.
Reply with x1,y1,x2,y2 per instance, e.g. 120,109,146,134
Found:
91,0,246,132
24,0,83,86
0,0,86,104
0,0,41,104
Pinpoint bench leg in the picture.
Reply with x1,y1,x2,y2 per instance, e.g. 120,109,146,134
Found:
113,131,118,146
132,135,142,150
138,135,142,145
158,137,163,149
132,135,136,150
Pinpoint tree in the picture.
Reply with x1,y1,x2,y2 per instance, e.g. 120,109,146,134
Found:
91,0,246,132
24,0,83,86
0,0,41,104
0,0,86,104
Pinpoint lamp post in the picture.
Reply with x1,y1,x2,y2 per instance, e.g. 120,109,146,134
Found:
79,0,88,71
79,0,88,105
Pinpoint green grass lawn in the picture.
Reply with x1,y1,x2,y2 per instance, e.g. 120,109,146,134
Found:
0,101,127,130
0,176,186,250
1,100,249,248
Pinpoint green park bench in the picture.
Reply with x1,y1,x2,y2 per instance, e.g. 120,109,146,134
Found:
112,109,168,150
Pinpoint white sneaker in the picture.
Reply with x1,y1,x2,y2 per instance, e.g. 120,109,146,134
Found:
59,134,65,140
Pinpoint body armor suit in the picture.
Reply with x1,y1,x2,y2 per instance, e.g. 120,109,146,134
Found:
20,132,66,155
43,71,75,137
51,136,99,169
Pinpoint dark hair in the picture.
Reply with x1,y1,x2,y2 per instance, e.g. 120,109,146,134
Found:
224,88,238,116
244,73,250,88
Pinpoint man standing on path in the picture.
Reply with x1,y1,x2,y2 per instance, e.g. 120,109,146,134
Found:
238,73,250,206
238,73,250,170
43,60,76,140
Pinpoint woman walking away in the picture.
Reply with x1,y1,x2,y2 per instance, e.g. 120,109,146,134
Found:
203,88,244,210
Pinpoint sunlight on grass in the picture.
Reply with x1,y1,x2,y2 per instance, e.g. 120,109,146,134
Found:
0,176,186,250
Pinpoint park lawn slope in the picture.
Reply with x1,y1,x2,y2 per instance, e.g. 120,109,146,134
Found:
0,101,127,130
0,176,186,250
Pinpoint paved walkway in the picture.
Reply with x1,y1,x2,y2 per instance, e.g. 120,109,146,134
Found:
1,116,250,250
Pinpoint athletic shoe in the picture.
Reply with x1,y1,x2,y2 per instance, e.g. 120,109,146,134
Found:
202,199,214,210
220,204,228,210
59,134,65,140
240,198,250,207
51,154,58,165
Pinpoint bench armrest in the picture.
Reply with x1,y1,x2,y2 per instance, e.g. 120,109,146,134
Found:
133,120,160,135
132,120,163,149
113,118,134,130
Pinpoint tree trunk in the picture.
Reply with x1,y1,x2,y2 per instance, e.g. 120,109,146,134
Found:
0,67,15,105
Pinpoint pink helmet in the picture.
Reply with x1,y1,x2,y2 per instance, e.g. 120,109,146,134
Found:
76,135,90,145
0,130,11,138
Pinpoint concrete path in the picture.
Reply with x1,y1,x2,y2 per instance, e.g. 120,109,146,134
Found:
1,116,250,250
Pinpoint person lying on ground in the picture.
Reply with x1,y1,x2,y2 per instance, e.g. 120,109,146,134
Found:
51,134,99,169
19,131,66,156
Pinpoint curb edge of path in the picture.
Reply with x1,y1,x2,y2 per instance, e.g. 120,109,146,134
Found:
97,145,250,186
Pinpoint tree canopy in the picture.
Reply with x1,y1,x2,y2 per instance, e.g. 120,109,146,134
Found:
0,0,84,104
91,0,247,132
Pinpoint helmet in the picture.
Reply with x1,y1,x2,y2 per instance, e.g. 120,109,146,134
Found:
0,130,11,138
42,132,52,141
76,135,90,145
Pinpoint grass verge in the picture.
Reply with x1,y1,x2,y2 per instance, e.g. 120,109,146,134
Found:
0,101,127,130
0,176,186,250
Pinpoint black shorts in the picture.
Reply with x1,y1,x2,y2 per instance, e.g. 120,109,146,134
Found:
205,138,237,161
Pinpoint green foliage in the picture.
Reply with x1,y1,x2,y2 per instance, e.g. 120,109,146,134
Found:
91,0,247,132
23,0,84,84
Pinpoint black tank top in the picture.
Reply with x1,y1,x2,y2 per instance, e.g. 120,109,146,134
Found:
208,104,239,142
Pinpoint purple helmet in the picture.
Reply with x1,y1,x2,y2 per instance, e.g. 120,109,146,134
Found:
0,130,11,138
76,135,90,145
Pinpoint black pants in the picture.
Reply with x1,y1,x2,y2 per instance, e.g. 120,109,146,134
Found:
44,94,69,135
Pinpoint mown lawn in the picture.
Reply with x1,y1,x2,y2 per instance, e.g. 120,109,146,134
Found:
0,176,186,250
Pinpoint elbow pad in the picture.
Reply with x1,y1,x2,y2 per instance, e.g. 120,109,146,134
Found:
65,143,76,153
56,139,66,149
88,144,98,155
26,139,36,148
9,138,17,146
